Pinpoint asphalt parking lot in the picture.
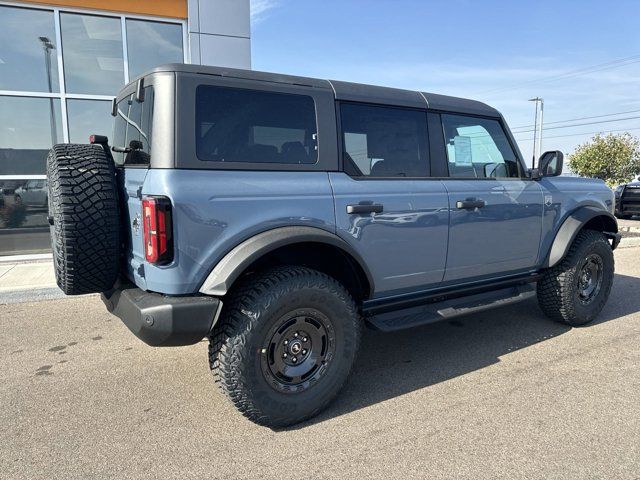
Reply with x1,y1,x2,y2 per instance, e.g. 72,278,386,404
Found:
1,247,639,480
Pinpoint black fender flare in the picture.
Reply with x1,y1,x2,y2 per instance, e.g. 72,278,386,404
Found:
545,206,619,268
198,226,374,296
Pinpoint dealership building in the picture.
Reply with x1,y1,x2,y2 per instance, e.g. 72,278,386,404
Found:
0,0,251,257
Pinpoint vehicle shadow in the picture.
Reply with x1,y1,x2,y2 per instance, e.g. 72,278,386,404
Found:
283,273,640,430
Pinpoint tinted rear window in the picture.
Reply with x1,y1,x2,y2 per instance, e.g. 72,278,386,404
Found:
195,85,318,165
340,103,429,177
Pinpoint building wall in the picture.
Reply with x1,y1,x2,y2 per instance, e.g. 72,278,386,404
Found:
13,0,188,18
0,0,250,257
187,0,251,69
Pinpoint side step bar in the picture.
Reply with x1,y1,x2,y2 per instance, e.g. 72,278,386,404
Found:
366,284,536,332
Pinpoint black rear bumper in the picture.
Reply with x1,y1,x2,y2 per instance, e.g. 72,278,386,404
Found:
101,283,221,347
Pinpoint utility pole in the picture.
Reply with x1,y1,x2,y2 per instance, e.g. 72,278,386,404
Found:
528,97,544,168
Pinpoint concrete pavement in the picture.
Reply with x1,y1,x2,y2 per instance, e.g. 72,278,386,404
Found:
1,247,639,479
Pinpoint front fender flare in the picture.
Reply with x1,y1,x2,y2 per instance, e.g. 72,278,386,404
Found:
545,206,619,268
198,226,374,296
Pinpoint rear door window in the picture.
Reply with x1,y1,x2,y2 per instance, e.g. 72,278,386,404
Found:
340,103,429,178
195,86,318,165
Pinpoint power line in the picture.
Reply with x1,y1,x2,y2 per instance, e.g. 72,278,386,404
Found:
514,126,640,141
512,114,640,134
480,53,640,95
509,108,640,131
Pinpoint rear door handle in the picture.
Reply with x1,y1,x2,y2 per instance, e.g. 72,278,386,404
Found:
456,199,486,210
346,203,384,214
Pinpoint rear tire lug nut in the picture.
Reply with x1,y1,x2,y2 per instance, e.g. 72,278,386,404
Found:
294,332,298,337
292,357,297,363
283,353,287,358
302,349,307,355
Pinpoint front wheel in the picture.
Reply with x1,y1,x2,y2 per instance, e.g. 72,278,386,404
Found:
537,230,614,326
209,266,361,428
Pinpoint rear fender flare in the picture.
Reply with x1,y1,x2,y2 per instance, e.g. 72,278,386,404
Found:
198,226,374,297
545,207,619,268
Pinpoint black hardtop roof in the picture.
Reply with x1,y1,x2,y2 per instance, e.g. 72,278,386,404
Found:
147,63,500,117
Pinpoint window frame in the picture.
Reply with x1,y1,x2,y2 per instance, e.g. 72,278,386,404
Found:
337,100,432,180
436,111,529,180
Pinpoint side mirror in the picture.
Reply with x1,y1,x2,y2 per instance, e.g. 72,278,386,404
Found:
536,150,564,178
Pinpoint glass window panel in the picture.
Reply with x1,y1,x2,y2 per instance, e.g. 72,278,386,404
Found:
61,13,124,95
126,19,183,79
111,95,131,166
0,173,52,254
195,86,318,164
0,6,60,92
111,87,154,167
442,114,522,178
0,96,61,255
0,96,62,176
66,99,113,144
340,103,429,178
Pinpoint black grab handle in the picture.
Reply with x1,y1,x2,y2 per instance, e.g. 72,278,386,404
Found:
346,203,384,214
456,199,486,209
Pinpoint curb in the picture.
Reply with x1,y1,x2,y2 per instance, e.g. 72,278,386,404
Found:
0,287,66,305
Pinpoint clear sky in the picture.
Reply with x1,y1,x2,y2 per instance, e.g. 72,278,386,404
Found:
250,0,640,166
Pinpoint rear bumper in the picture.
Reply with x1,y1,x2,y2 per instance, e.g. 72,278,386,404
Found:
101,283,221,347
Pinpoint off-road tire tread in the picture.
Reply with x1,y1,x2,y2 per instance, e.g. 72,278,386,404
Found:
208,265,361,427
537,229,613,326
47,144,120,295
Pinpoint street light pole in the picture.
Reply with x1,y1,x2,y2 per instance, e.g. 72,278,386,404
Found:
528,97,544,168
39,36,57,146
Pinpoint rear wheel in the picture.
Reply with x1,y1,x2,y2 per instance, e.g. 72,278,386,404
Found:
537,230,614,326
47,144,120,295
209,266,361,428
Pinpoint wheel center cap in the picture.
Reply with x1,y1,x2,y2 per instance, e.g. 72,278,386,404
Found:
289,340,302,355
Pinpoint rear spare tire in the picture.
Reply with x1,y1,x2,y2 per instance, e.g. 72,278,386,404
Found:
47,144,120,295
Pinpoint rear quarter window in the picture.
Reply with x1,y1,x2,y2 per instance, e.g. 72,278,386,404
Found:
195,85,318,165
112,86,154,167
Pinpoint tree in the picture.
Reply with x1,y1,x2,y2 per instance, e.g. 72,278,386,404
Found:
569,133,640,186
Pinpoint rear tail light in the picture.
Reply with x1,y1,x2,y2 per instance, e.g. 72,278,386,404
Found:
142,196,173,265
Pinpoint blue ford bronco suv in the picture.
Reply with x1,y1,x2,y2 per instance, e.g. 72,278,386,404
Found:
47,64,621,427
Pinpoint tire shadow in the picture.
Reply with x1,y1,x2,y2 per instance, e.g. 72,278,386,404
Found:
282,273,640,430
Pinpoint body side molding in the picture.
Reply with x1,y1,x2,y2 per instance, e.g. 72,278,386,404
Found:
198,226,374,296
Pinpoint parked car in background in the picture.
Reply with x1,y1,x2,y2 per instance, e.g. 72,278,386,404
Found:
614,181,640,219
14,179,48,208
